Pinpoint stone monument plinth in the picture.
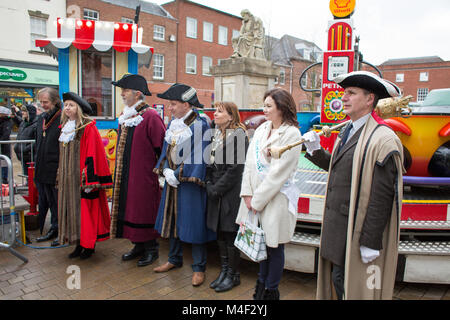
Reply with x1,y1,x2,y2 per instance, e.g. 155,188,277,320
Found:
211,57,279,109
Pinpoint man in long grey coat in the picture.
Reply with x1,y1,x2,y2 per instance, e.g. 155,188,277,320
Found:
303,71,404,300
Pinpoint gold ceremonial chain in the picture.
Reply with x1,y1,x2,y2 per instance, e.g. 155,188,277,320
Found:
42,109,61,137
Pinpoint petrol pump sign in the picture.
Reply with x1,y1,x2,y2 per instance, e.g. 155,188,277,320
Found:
320,50,354,124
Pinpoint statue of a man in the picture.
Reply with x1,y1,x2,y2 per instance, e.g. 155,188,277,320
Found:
231,9,255,58
253,17,266,60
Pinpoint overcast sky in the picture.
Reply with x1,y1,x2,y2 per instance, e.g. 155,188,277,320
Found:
151,0,450,65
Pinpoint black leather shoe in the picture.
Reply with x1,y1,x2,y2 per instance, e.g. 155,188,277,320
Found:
36,229,58,242
137,251,158,267
122,244,145,261
68,245,83,259
80,248,95,260
50,239,60,247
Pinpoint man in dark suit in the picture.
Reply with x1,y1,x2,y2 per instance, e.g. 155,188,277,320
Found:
302,71,404,300
35,87,62,246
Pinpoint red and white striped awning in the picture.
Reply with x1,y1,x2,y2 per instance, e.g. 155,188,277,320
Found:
36,18,154,54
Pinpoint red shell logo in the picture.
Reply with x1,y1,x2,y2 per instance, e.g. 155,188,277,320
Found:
334,0,351,8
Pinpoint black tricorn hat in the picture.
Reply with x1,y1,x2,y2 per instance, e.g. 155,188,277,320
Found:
111,74,152,96
157,83,203,108
334,71,401,99
62,92,93,115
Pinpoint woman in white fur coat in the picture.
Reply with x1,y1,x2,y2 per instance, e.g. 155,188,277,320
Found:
236,88,302,300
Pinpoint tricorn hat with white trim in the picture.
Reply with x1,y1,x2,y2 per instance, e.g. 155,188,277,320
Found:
334,71,401,99
111,74,152,96
157,83,203,108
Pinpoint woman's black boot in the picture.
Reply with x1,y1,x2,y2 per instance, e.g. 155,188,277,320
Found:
263,288,280,300
253,280,265,300
80,247,95,260
210,241,228,289
215,246,241,292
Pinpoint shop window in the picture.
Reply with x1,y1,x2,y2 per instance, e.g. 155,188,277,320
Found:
218,26,228,46
202,56,213,76
30,16,47,51
83,9,99,21
80,48,113,118
203,22,213,42
153,54,164,80
186,53,197,74
186,17,197,39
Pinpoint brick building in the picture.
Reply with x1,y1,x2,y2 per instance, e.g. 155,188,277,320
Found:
161,0,242,108
267,35,323,112
376,56,450,102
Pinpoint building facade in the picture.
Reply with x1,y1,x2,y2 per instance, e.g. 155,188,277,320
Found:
162,0,242,108
377,56,450,102
0,0,65,107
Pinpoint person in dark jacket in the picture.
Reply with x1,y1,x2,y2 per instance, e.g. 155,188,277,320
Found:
206,101,249,293
35,87,62,245
0,107,12,184
14,104,37,176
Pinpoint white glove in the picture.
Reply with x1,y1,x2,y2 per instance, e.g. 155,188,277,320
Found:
163,168,180,188
302,131,321,156
360,245,380,264
84,188,93,193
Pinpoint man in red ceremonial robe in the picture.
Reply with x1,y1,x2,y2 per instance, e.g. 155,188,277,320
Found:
110,74,166,267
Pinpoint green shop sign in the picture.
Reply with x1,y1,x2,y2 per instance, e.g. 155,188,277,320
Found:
0,65,58,85
0,68,27,81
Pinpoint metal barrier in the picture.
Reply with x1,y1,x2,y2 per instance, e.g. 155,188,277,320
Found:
0,155,28,263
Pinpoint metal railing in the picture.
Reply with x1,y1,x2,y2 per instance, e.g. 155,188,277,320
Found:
0,155,28,263
0,139,36,187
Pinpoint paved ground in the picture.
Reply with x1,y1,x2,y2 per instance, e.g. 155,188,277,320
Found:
1,226,450,300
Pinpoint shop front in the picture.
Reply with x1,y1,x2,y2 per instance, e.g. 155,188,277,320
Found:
0,60,58,108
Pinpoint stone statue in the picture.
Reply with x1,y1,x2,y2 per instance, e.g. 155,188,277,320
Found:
231,9,266,60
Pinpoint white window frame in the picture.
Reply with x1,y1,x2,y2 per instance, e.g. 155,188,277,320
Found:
121,17,134,24
232,29,240,41
396,73,404,83
417,88,429,102
202,56,213,76
279,68,286,85
218,26,228,46
153,25,165,41
30,16,47,51
153,54,164,80
186,17,197,39
203,22,213,42
83,8,99,21
186,53,197,74
419,72,429,82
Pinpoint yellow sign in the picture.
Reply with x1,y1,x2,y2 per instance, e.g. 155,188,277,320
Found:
329,0,356,18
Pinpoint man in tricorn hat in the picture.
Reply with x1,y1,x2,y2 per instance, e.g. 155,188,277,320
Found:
110,74,166,267
153,83,215,286
302,71,405,300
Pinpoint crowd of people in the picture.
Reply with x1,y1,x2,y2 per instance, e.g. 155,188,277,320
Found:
1,70,404,300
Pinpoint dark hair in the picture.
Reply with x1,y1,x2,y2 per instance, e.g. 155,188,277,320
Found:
213,101,246,132
263,88,298,126
361,89,380,109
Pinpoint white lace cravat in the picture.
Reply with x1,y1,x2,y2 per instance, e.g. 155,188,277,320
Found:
118,100,144,127
58,120,77,143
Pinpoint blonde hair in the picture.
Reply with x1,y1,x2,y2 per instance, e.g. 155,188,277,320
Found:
60,102,92,128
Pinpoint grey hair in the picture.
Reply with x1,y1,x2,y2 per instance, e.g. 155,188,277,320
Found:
37,87,62,108
132,90,145,101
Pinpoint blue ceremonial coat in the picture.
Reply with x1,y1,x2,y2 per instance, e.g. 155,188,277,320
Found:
154,110,216,244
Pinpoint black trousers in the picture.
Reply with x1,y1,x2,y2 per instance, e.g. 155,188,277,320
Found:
36,182,58,231
332,263,345,300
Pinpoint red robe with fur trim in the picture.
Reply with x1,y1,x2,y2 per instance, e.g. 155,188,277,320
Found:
79,121,113,248
57,120,112,249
